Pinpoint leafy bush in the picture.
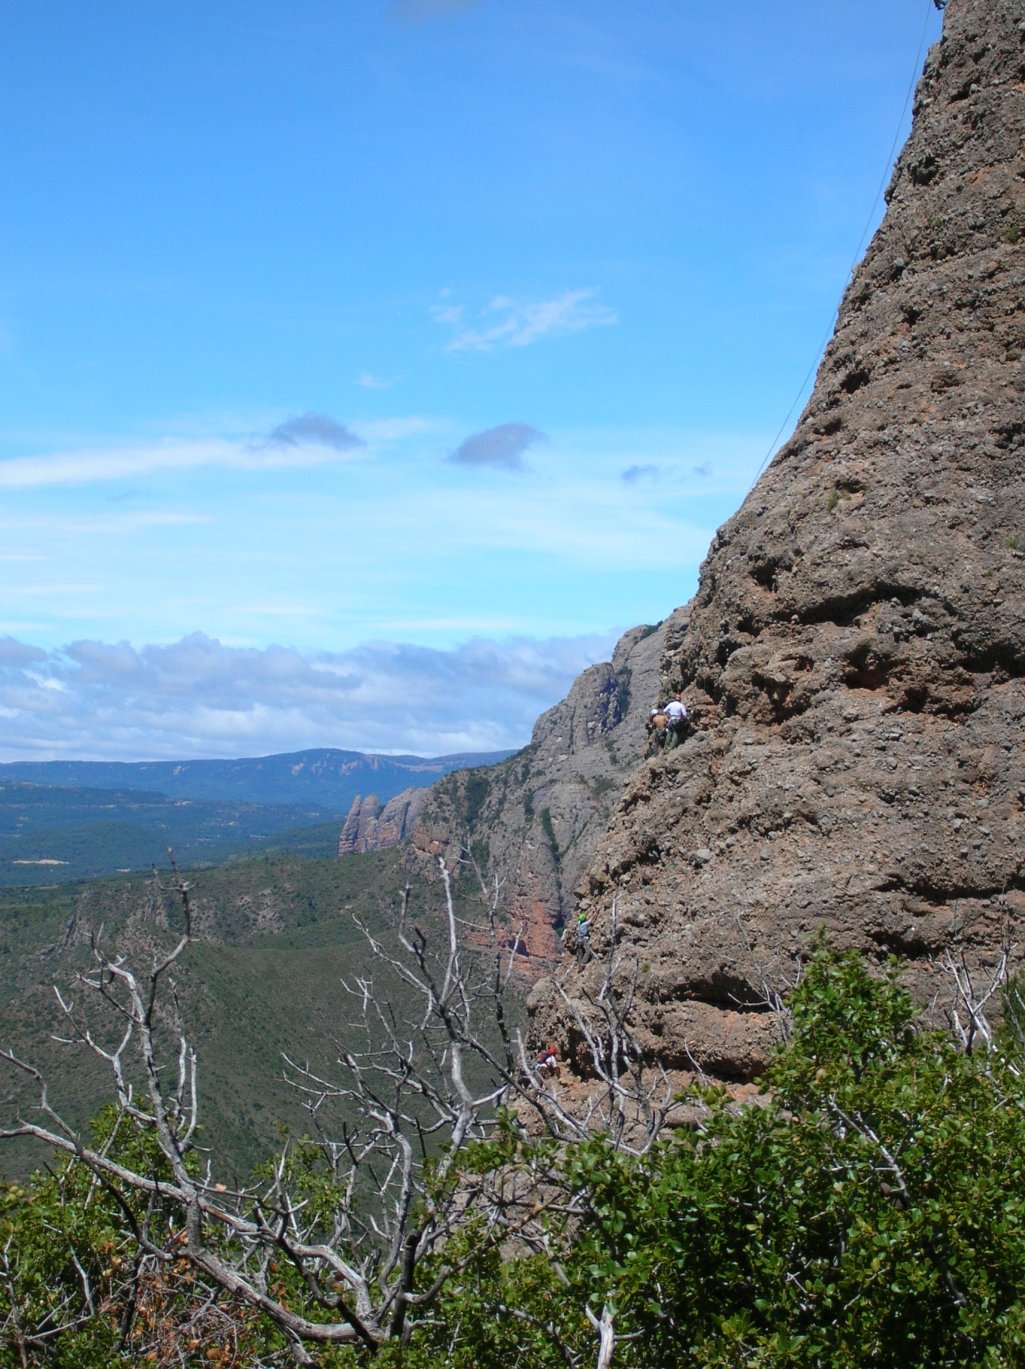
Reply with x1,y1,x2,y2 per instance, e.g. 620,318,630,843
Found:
399,951,1025,1367
5,949,1025,1366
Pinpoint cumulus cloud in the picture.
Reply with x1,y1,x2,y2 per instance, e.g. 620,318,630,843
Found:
621,464,658,484
0,629,616,762
0,636,47,668
433,288,617,352
260,413,364,452
448,423,546,472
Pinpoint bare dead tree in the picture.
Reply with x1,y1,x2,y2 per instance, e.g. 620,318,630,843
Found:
940,916,1015,1060
0,856,684,1366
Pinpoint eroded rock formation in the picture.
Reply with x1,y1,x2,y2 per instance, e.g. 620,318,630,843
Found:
530,0,1025,1078
406,612,687,965
338,790,427,855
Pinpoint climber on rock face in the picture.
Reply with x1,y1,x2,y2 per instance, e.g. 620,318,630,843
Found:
663,692,688,750
575,911,592,967
536,1043,561,1080
646,705,669,755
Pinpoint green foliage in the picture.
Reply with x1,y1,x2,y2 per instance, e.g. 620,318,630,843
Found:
461,771,491,828
539,807,560,867
558,951,1025,1366
0,1108,279,1367
394,949,1025,1367
6,948,1025,1366
0,849,441,1178
999,972,1025,1061
615,663,632,716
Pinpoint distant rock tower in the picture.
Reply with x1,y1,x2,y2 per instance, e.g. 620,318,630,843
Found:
530,0,1025,1079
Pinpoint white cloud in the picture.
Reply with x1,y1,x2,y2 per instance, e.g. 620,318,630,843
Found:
357,371,396,391
0,629,618,762
0,431,367,491
0,637,47,668
434,288,617,352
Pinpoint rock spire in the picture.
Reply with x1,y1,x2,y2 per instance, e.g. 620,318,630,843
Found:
530,0,1025,1078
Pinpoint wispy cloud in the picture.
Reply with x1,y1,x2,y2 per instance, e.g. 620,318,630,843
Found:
356,371,397,391
377,615,529,633
448,423,546,472
0,511,209,543
0,426,367,491
7,582,106,598
354,416,445,443
433,288,617,352
228,601,325,619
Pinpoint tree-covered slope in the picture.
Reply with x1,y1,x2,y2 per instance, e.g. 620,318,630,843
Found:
0,780,345,885
0,848,467,1177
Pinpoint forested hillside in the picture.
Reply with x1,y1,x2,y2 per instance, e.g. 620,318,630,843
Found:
0,848,468,1177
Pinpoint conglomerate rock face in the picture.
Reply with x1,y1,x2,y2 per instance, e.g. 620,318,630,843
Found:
529,0,1025,1079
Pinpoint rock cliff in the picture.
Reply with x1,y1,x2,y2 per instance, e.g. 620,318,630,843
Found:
401,612,687,964
530,0,1025,1078
338,790,427,855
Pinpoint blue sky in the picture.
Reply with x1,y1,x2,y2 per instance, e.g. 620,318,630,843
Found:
0,0,943,762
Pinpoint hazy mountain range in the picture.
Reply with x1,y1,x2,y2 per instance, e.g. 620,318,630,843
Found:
0,747,513,886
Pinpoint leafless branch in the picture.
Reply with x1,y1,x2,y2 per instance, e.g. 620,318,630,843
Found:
0,853,680,1365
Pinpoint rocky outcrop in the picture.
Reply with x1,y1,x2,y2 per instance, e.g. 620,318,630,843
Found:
338,790,426,855
404,612,686,966
530,0,1025,1078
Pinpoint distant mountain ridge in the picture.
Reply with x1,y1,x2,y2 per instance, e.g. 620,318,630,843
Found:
0,747,515,886
0,747,515,811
